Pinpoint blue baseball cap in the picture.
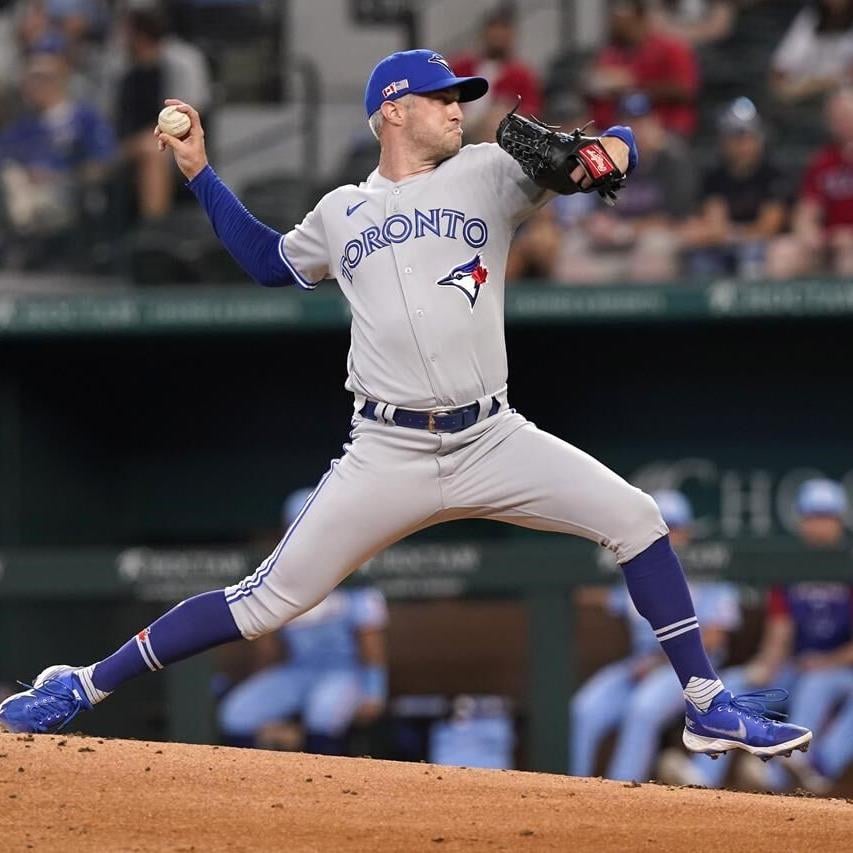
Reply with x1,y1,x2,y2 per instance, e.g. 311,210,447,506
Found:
796,479,848,518
718,96,763,136
364,49,488,118
651,489,694,529
618,91,653,119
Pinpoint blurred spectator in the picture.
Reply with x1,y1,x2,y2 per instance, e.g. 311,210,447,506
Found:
218,489,389,755
429,695,515,770
659,478,853,793
508,92,695,284
115,3,211,221
650,0,737,46
326,133,379,193
570,490,741,782
771,0,853,105
452,3,542,144
767,85,853,279
584,0,700,136
17,0,106,53
681,97,788,279
14,0,109,101
0,47,115,268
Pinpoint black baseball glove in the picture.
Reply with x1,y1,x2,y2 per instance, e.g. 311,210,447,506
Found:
496,102,627,205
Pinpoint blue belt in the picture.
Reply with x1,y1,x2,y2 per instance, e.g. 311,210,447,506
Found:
360,396,500,433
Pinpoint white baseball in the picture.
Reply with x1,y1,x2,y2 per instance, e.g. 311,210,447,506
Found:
158,106,191,139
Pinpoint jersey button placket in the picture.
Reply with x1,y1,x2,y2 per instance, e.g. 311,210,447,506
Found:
386,185,439,397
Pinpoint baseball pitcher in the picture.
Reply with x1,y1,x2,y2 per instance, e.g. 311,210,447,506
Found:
0,50,812,763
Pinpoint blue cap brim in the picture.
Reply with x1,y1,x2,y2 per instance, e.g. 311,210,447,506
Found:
409,75,489,103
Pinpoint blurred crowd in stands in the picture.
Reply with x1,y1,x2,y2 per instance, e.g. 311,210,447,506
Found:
0,0,220,272
3,0,853,283
505,0,853,283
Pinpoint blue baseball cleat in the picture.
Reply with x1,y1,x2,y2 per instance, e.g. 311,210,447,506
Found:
0,665,92,734
683,689,812,762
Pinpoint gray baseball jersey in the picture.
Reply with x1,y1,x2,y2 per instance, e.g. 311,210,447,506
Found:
278,143,548,409
226,143,667,640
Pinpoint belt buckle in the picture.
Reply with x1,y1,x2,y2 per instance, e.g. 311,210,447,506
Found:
428,409,451,432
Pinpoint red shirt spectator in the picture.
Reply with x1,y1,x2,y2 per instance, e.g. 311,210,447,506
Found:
800,143,853,230
767,88,853,278
590,32,698,135
450,5,542,143
585,1,699,136
452,54,542,117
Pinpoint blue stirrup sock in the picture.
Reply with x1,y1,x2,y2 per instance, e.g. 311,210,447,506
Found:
621,535,724,710
77,591,243,704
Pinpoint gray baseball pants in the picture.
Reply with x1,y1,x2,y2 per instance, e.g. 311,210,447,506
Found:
226,406,667,639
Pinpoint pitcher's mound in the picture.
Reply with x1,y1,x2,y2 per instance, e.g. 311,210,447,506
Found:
1,733,851,852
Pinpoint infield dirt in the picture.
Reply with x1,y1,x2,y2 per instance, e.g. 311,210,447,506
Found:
1,733,851,852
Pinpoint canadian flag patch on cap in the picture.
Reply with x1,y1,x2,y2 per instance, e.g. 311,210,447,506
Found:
382,78,409,98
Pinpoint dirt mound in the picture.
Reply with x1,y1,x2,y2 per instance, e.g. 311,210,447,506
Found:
1,733,851,852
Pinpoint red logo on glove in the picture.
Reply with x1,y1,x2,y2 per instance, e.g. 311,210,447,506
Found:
577,143,614,179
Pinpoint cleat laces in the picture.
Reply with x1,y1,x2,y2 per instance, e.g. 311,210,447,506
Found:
15,677,84,732
727,689,788,725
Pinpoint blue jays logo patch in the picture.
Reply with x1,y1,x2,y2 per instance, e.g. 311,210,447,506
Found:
428,53,453,73
437,254,489,310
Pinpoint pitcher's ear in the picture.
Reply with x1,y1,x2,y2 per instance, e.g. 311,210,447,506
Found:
382,97,408,128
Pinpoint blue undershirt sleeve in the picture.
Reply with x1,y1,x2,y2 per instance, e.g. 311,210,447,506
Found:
186,164,294,287
601,125,639,174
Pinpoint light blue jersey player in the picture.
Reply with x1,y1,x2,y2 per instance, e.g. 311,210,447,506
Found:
571,490,741,781
218,587,388,754
218,490,389,755
660,479,853,792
